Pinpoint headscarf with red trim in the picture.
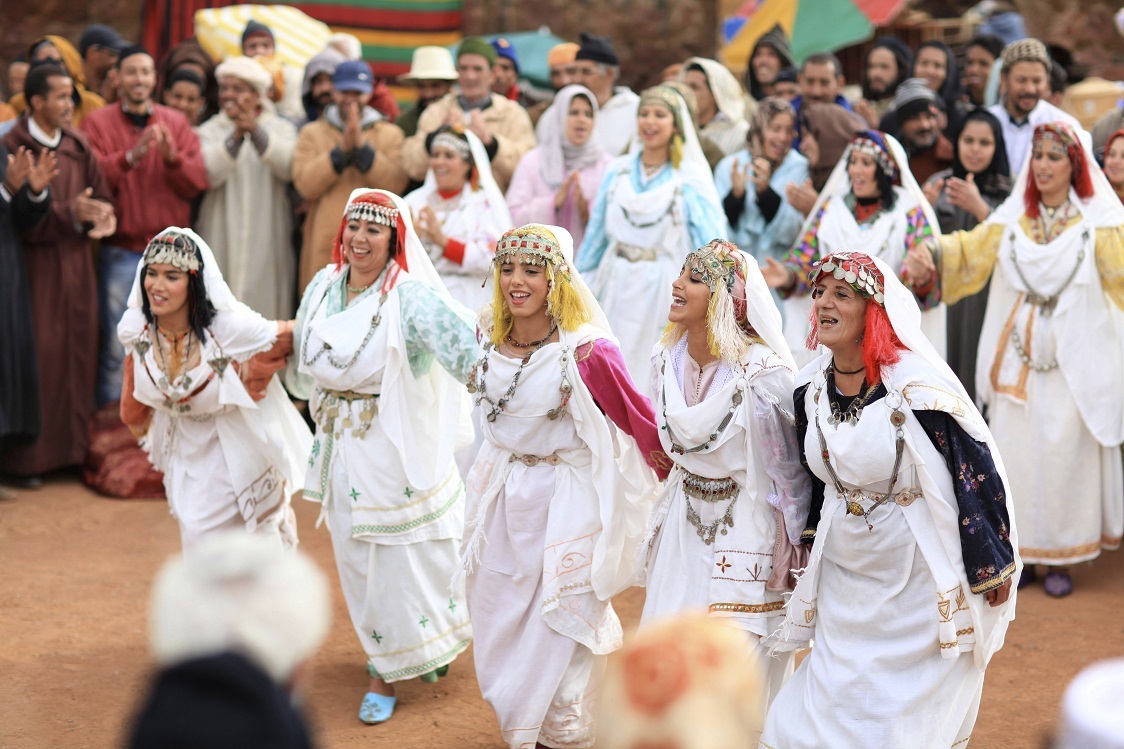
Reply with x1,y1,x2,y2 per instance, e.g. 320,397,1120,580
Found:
1024,121,1095,218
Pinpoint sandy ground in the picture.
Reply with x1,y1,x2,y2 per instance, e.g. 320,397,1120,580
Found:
1,476,1122,748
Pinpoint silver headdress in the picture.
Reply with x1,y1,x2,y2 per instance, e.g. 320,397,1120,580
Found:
430,132,472,161
143,232,202,273
495,225,571,279
347,200,400,227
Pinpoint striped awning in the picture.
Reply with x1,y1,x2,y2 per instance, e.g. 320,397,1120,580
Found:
194,4,333,68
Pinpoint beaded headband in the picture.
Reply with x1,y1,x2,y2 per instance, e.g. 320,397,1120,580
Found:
639,86,683,132
849,136,897,180
1032,124,1076,153
685,239,740,293
809,251,886,305
347,200,399,227
495,225,570,278
143,233,201,273
430,132,472,160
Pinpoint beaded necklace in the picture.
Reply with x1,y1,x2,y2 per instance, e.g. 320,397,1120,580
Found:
658,357,743,455
467,334,573,423
300,276,388,370
825,367,881,427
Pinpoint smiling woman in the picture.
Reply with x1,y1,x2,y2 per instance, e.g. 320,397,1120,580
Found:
463,223,668,749
760,250,1017,749
912,121,1124,598
118,228,312,552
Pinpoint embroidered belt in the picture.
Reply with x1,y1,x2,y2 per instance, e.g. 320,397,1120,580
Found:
682,470,738,502
616,242,659,263
321,389,379,401
509,452,561,467
839,487,923,515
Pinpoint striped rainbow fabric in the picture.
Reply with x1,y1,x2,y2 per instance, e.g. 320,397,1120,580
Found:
292,0,464,103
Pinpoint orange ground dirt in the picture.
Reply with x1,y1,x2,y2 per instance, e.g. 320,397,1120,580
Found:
1,476,1122,748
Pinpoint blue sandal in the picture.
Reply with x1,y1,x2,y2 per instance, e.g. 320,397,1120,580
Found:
359,692,397,724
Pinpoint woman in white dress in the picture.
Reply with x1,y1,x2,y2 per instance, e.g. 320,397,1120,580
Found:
640,239,810,733
908,121,1124,596
462,223,670,749
118,228,311,550
577,85,726,387
286,188,478,724
762,130,946,364
760,251,1018,749
405,126,513,313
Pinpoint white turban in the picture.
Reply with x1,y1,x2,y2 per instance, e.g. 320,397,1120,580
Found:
148,533,330,684
215,55,273,96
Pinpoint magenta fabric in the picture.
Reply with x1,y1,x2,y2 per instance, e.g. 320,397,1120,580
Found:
576,338,671,480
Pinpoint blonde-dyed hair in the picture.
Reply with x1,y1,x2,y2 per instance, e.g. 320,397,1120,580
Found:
487,260,591,345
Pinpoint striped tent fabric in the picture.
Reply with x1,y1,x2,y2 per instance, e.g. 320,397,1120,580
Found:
292,0,464,104
143,0,464,106
194,4,333,67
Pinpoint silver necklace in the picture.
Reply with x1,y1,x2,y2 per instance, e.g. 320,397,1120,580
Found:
659,358,742,454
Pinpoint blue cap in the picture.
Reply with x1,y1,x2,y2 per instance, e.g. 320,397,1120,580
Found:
490,38,519,72
333,60,373,94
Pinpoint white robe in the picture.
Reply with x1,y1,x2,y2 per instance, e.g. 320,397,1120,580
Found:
404,184,509,315
762,352,1016,749
298,267,474,681
641,339,805,735
196,107,297,319
462,330,658,749
977,218,1124,564
129,314,310,551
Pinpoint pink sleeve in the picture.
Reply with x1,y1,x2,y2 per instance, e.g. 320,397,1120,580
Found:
577,339,672,480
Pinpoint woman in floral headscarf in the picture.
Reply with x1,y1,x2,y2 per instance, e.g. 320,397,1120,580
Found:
640,239,809,736
762,130,944,365
577,85,726,387
462,223,668,749
762,250,1017,749
908,121,1124,597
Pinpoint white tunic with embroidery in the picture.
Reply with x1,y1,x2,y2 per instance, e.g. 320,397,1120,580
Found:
291,263,477,681
761,352,1016,749
641,339,805,635
462,330,659,749
129,314,311,550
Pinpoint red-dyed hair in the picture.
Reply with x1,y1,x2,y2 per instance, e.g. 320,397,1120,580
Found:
1023,126,1095,219
805,299,904,385
331,191,409,275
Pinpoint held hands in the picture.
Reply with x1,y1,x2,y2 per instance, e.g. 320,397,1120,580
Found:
761,257,794,289
786,179,818,217
904,239,937,287
71,187,117,239
986,578,1013,607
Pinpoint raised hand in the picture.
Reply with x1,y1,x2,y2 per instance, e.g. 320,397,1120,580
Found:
468,109,492,147
155,124,178,164
761,256,794,289
730,158,750,199
786,179,818,217
922,177,944,207
5,146,34,190
28,148,60,193
945,173,991,223
752,155,773,195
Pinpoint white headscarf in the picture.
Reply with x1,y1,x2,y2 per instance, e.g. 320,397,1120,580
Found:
739,249,796,371
799,130,942,240
118,227,253,350
986,120,1124,229
681,57,749,129
630,85,721,207
539,84,606,190
420,128,513,228
339,187,453,297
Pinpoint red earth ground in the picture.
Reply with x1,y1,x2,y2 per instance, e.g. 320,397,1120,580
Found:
1,476,1122,748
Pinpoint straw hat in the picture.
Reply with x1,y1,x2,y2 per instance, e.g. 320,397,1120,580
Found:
397,46,458,83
